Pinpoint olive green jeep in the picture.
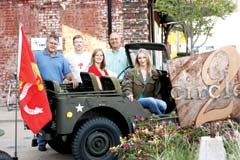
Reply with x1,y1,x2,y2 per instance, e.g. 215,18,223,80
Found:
38,43,176,160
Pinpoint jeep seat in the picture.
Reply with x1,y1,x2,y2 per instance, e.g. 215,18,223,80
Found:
44,80,61,93
100,76,122,94
80,72,100,91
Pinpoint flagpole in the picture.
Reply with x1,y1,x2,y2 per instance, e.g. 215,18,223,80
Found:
13,72,18,160
11,24,23,160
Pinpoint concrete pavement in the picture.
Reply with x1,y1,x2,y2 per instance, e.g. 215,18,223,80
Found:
0,106,73,160
0,106,22,123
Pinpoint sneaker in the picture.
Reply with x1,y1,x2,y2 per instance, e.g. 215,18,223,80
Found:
32,136,38,147
38,145,47,151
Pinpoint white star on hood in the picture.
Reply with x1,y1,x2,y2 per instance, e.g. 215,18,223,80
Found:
76,104,84,112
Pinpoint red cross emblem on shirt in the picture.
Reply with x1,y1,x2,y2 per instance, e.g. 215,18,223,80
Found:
78,63,83,69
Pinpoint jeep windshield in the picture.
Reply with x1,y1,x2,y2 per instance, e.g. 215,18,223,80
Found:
125,43,170,71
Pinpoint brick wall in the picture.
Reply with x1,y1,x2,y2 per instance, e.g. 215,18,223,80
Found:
0,0,150,106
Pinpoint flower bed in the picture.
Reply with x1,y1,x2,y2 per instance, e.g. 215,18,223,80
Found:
111,115,240,160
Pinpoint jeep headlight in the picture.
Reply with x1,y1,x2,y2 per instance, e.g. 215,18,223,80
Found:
66,112,73,118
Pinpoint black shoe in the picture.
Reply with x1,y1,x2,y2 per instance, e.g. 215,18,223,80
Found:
38,145,47,151
32,136,38,147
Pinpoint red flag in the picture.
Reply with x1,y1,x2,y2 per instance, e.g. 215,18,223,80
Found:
18,25,52,134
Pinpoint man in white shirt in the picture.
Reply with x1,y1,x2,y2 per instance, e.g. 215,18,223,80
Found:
65,35,91,82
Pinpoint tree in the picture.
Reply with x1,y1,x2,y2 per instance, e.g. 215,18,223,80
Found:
155,0,236,54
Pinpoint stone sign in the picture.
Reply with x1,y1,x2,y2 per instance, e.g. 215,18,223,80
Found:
167,46,240,127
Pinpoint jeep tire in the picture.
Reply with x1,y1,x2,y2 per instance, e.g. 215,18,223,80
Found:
72,117,121,160
0,150,12,160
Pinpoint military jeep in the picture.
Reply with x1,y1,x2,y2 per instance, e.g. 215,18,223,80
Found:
38,43,175,160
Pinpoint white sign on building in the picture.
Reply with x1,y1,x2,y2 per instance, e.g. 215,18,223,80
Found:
31,37,63,51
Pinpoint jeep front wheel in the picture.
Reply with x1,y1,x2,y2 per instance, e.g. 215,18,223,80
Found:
72,117,121,160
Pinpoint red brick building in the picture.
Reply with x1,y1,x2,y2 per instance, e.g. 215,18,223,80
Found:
0,0,157,106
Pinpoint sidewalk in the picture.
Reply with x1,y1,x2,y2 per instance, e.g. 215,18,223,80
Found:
0,106,22,122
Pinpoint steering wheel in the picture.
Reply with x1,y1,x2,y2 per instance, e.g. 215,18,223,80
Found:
117,65,133,80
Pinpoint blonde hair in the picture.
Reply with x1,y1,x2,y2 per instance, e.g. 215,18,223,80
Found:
90,48,106,69
134,48,153,75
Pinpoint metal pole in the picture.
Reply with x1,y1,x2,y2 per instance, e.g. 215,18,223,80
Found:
150,0,156,66
107,0,112,36
12,72,18,160
12,2,20,159
151,0,155,43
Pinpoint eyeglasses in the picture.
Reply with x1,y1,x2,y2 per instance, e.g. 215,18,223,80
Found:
110,38,119,41
48,41,58,46
74,41,83,44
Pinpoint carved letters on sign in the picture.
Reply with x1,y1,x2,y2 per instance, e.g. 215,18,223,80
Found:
167,46,240,127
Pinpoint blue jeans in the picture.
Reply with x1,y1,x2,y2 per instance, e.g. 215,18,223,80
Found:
138,97,167,115
235,116,240,123
37,135,47,146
